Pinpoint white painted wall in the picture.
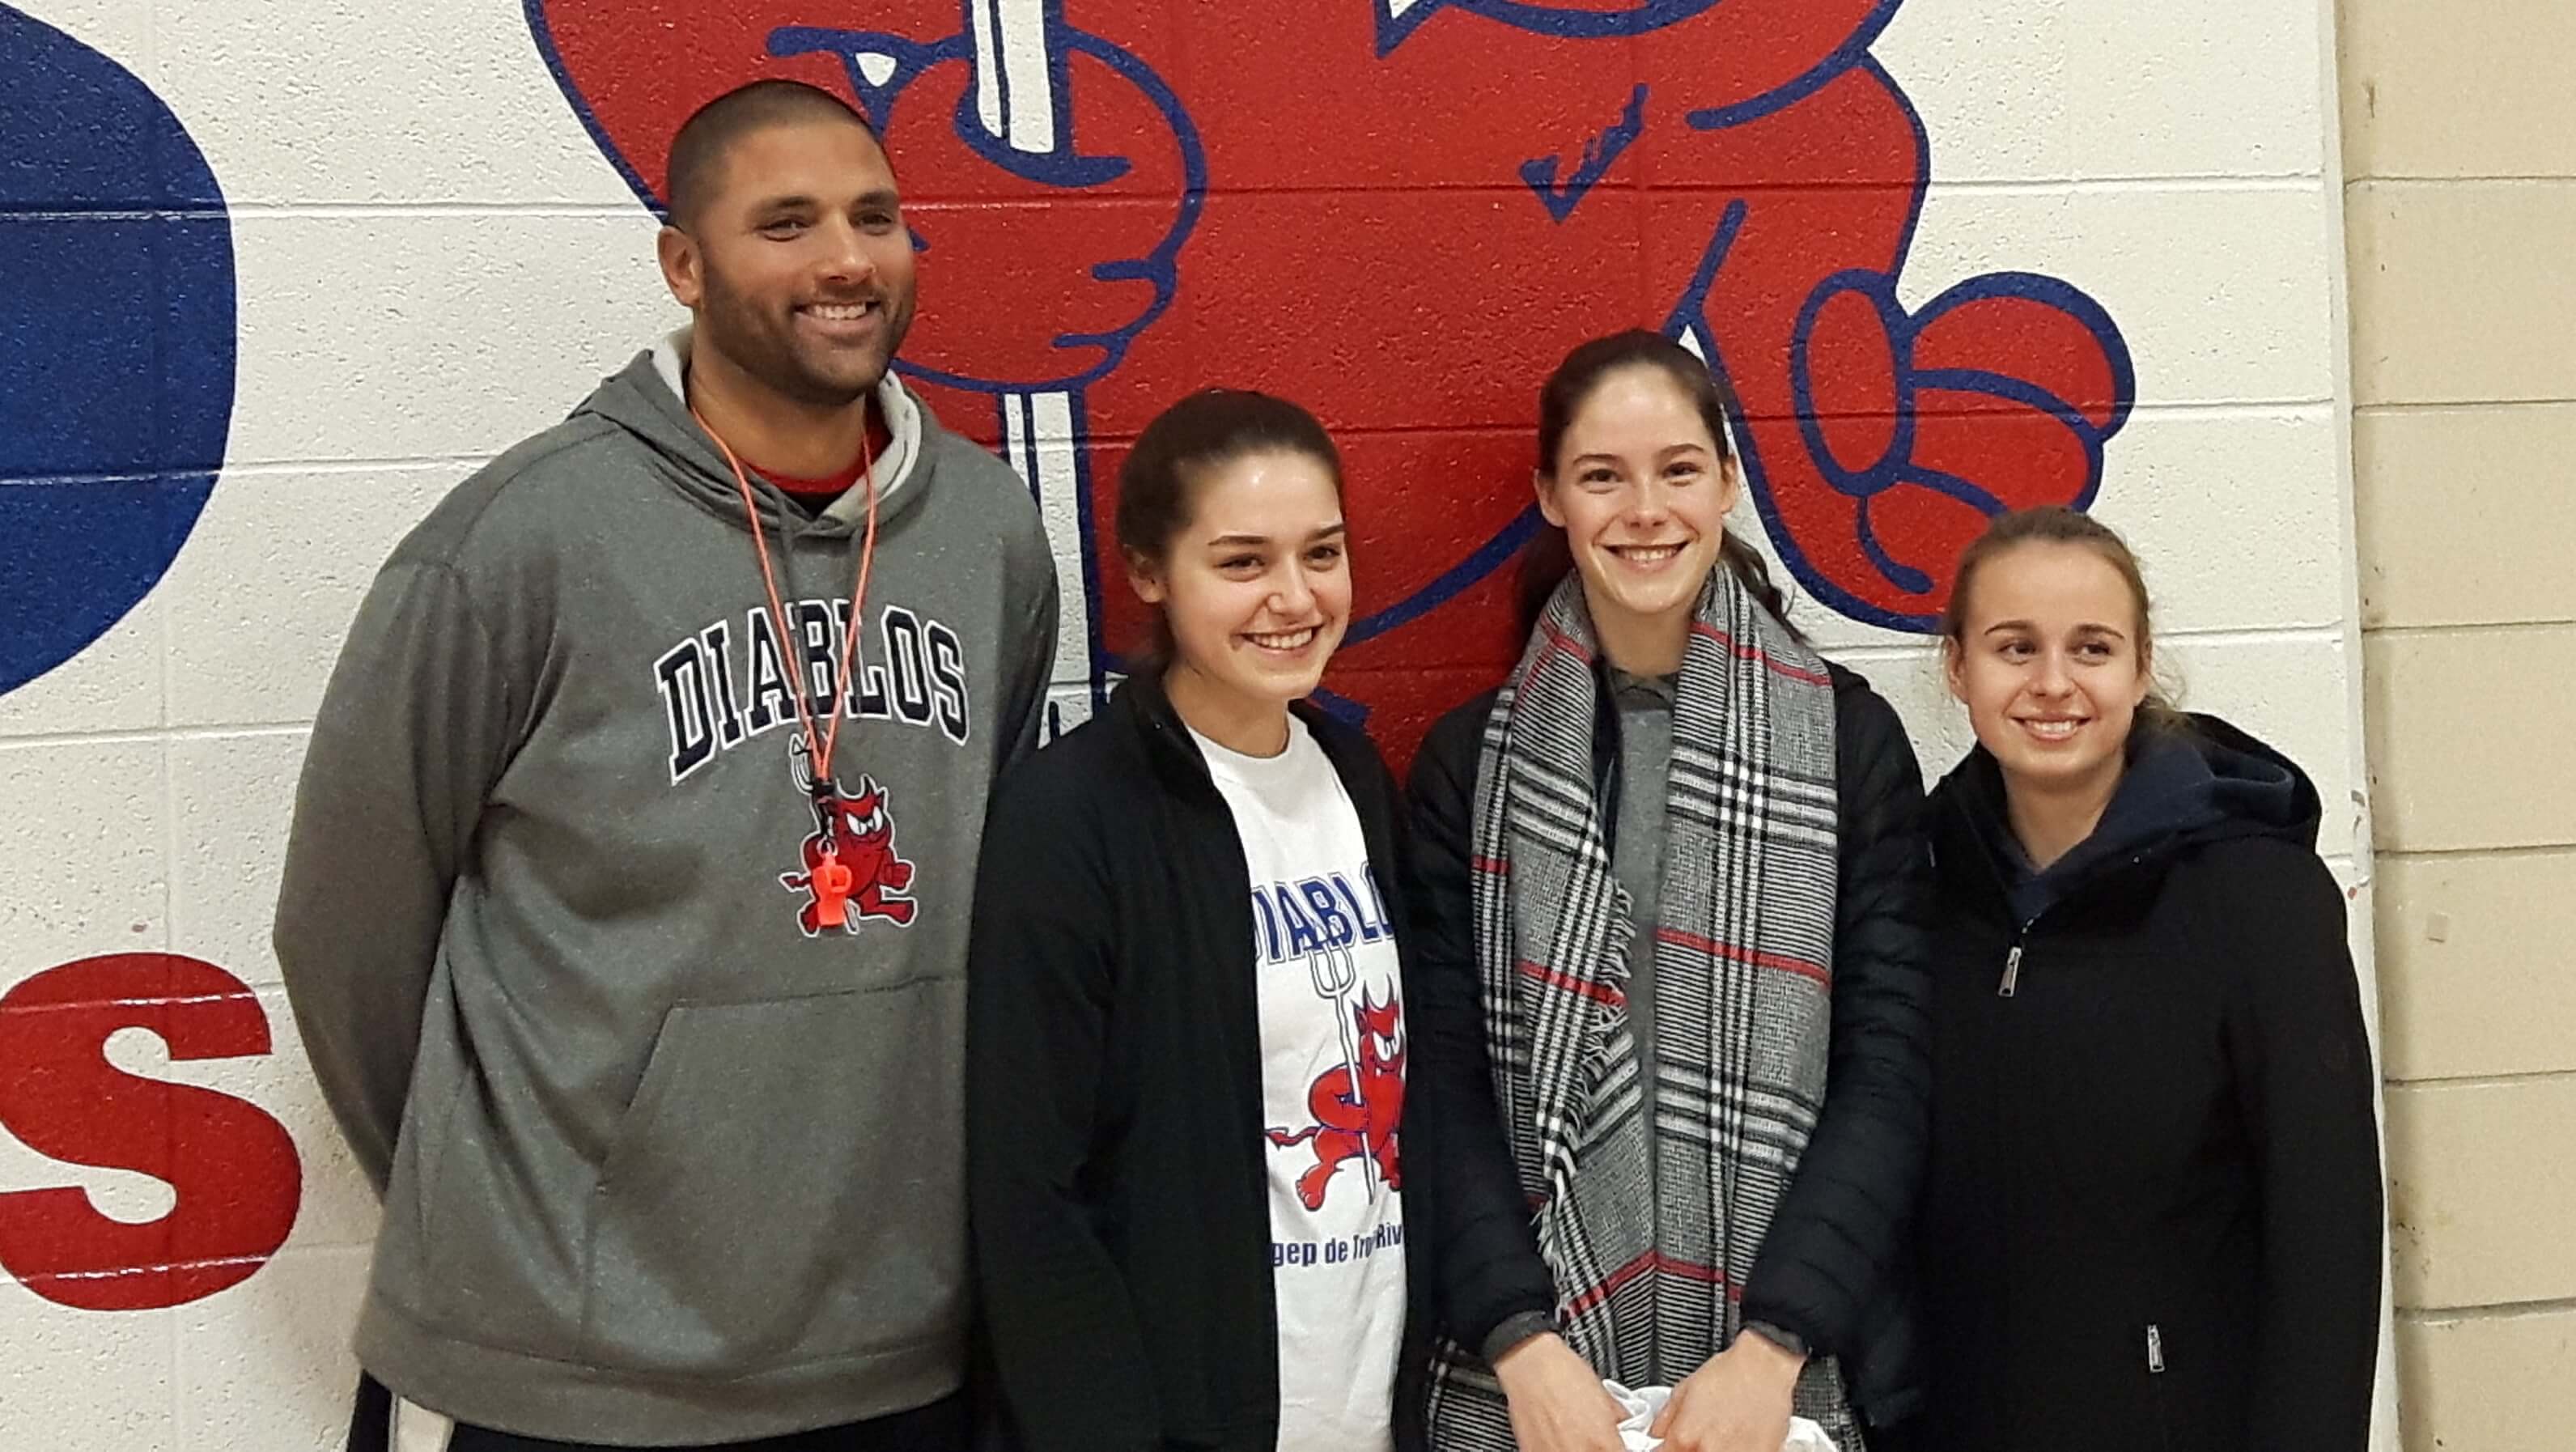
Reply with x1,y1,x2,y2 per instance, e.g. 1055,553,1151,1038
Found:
0,0,2379,1445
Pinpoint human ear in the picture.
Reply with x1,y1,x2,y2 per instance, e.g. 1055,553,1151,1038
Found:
656,225,704,310
1125,549,1168,606
1534,469,1566,529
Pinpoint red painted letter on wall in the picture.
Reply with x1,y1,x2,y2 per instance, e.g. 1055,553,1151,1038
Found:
0,953,303,1310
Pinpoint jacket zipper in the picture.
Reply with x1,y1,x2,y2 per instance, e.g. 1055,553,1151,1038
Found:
2145,1323,2175,1452
1990,851,2149,999
1997,918,2037,997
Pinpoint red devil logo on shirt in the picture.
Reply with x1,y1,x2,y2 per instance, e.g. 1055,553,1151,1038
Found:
783,742,918,936
1267,988,1406,1211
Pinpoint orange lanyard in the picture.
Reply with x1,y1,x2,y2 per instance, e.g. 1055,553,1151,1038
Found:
691,404,881,822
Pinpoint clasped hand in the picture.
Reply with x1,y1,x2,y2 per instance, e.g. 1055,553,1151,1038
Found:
1493,1329,1805,1452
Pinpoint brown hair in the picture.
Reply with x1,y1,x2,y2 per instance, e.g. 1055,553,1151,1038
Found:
1515,329,1796,639
1940,505,2190,735
1116,388,1343,671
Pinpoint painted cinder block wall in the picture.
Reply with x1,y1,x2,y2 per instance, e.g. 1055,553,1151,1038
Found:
2340,1,2576,1448
0,0,2388,1445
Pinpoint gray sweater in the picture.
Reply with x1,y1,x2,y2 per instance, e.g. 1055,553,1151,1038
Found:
274,345,1056,1442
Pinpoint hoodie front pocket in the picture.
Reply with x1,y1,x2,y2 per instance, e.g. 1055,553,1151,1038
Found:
579,979,965,1375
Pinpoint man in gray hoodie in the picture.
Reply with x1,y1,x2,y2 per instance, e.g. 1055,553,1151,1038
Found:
277,80,1057,1452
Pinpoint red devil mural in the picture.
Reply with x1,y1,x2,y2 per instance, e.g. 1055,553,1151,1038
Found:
527,0,2135,758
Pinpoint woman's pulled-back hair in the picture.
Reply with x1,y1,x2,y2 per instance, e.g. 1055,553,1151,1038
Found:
1115,388,1343,671
1515,329,1794,638
1941,504,2191,736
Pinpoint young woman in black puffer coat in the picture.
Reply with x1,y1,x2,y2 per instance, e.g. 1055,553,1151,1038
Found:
1916,506,2384,1452
1407,330,1934,1452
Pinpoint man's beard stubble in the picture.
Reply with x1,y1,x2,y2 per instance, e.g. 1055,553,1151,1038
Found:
697,263,910,411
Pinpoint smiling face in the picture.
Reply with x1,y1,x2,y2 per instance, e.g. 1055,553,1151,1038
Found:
1538,363,1742,659
1944,539,2153,796
1130,448,1351,750
659,117,918,408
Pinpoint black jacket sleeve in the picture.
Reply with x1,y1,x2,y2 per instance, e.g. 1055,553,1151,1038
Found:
2217,843,2385,1452
965,764,1162,1452
1738,672,1934,1356
1403,696,1560,1356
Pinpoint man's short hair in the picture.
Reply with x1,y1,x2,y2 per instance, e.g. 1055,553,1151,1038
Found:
663,80,882,229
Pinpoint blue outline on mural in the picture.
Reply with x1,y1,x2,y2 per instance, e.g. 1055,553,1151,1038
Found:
1364,5,2121,635
524,0,1206,395
1379,0,1728,54
1521,84,1649,223
525,0,1214,710
1669,49,2133,632
1,5,238,701
767,20,1207,395
531,0,2135,677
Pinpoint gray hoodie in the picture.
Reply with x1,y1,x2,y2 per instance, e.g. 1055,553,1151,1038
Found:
275,338,1057,1443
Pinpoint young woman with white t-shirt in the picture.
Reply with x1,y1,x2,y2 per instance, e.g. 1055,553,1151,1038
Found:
966,390,1425,1452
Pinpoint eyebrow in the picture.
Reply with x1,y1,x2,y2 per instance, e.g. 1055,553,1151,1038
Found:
750,187,900,214
1568,443,1710,468
1980,619,2129,640
1206,522,1348,549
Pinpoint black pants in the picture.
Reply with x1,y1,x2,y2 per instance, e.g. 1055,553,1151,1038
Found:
352,1373,970,1452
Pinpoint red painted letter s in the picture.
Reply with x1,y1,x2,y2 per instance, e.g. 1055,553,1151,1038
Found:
0,953,303,1310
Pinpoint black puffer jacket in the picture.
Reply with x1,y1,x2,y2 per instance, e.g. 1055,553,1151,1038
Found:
1404,663,1933,1429
1915,717,2383,1452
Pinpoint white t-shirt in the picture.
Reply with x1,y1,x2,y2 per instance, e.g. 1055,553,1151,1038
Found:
1192,717,1408,1452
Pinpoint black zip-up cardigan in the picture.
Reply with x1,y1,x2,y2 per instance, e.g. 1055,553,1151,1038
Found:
1403,663,1933,1429
965,675,1432,1452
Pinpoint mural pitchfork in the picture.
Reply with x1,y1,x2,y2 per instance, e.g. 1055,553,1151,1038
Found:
970,0,1095,731
1305,939,1379,1195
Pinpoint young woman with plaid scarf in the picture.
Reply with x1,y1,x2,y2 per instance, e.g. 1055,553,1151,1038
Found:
1405,331,1935,1452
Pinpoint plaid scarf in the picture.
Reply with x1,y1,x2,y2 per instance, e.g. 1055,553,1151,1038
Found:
1425,569,1859,1448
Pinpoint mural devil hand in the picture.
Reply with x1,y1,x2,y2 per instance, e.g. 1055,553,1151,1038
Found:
534,0,1199,393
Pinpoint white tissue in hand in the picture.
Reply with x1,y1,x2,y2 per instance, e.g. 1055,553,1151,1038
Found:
1600,1381,1840,1452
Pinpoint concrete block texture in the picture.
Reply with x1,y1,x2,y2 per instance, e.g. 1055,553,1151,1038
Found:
1908,183,2340,407
2347,180,2576,408
164,732,307,985
2397,1306,2576,1452
223,213,672,466
174,1244,371,1451
150,0,635,206
2383,1076,2576,1310
2363,625,2576,852
0,595,161,741
1878,0,2327,183
0,1283,175,1452
159,468,460,727
2353,402,2576,630
2376,848,2576,1082
2341,0,2576,182
0,739,170,970
0,0,2378,1444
